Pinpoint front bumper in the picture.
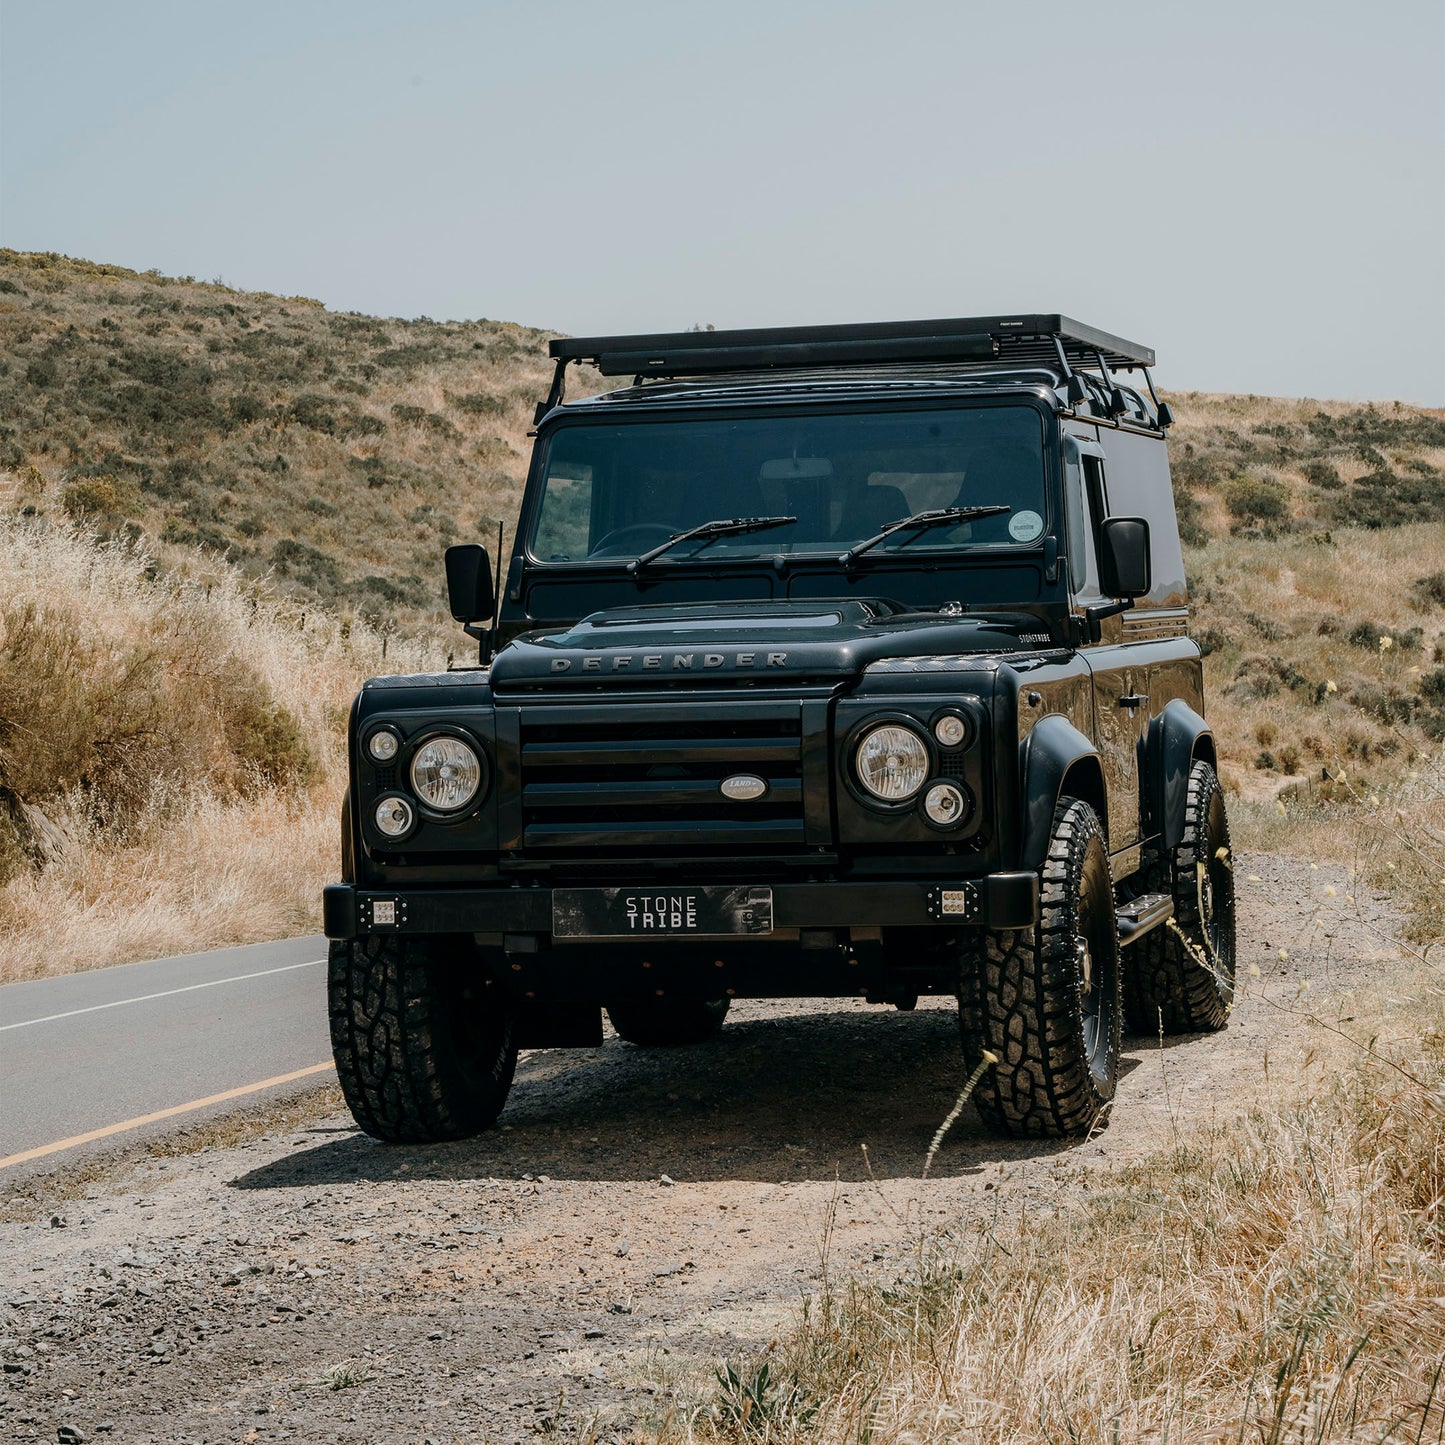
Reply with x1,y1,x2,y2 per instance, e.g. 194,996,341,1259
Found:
322,873,1040,943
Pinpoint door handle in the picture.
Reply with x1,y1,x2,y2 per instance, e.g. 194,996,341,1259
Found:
1117,692,1148,709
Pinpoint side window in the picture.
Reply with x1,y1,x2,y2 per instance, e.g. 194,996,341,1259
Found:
1063,438,1106,596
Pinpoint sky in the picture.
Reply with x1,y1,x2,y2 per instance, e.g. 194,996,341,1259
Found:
2,1,1442,403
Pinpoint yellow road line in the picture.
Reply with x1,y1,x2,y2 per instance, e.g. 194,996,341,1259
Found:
0,1061,336,1171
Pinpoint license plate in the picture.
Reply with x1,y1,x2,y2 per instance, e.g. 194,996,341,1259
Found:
552,886,774,940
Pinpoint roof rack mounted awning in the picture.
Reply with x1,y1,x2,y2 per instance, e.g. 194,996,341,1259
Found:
549,313,1155,378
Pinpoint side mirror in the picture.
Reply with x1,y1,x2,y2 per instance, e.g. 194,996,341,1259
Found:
1098,517,1151,598
1156,401,1175,428
444,544,495,622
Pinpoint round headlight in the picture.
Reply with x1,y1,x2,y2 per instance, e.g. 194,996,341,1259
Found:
374,794,415,838
933,714,968,748
923,781,968,828
409,735,483,812
855,724,929,802
367,728,400,763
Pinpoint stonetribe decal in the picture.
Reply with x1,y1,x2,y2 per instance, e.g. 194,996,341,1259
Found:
549,651,789,673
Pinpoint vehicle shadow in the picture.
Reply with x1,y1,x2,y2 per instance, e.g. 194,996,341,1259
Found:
233,1003,1154,1192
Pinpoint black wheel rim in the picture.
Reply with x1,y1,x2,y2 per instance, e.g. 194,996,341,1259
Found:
1201,792,1236,1000
1077,847,1116,1085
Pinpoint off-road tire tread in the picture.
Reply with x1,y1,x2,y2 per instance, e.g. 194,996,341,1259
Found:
606,998,730,1048
958,797,1121,1138
329,934,516,1144
1123,762,1234,1035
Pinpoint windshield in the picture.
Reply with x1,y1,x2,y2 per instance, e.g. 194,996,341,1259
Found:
528,404,1047,563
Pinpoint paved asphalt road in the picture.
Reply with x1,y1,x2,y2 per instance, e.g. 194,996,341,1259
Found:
0,936,333,1172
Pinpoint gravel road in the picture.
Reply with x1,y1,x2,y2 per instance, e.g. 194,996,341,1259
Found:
0,854,1405,1444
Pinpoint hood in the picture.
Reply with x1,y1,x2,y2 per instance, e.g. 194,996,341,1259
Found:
487,598,1055,690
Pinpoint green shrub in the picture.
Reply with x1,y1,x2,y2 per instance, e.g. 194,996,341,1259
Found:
1222,471,1290,525
1173,482,1209,547
446,391,509,417
0,595,319,843
1346,620,1385,650
217,667,318,790
62,474,140,520
1302,459,1340,489
270,538,341,588
227,393,266,427
390,403,460,441
1410,572,1445,610
1329,470,1445,529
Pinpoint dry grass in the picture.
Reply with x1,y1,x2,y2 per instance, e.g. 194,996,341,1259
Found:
730,1009,1445,1443
0,516,447,982
1193,524,1445,780
683,760,1445,1444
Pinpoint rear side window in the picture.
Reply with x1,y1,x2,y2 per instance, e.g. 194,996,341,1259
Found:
1093,428,1186,606
1063,436,1106,596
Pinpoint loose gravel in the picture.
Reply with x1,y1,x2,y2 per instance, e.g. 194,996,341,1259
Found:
0,854,1405,1444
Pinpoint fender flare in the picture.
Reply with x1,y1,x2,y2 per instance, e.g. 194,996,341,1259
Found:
340,794,357,884
1148,699,1216,850
1019,714,1108,872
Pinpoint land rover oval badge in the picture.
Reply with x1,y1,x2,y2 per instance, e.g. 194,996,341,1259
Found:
720,774,768,801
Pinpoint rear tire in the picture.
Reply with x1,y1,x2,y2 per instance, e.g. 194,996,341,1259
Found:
958,797,1122,1138
329,935,517,1144
1124,760,1236,1034
606,997,729,1047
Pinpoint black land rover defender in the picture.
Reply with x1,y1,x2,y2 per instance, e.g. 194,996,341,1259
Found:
324,315,1236,1144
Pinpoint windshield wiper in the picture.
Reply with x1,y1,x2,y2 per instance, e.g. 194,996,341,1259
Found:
627,515,797,575
837,505,1012,567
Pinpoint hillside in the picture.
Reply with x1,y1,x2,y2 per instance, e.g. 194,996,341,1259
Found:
0,249,561,620
5,251,1443,620
1,252,1443,972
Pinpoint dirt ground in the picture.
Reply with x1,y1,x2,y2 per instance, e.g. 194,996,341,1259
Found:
0,853,1404,1444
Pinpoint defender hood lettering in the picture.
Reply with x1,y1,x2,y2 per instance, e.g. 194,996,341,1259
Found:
488,599,1054,689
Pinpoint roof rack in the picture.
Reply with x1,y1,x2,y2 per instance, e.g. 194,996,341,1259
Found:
552,313,1151,374
537,314,1165,425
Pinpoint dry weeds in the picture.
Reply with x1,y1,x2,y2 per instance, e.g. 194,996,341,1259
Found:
0,517,447,982
685,759,1445,1444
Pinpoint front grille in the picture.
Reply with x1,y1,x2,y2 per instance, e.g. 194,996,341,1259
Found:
518,706,806,856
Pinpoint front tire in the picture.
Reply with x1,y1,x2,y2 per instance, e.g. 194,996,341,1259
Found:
329,935,518,1144
958,797,1122,1138
606,997,729,1047
1124,761,1236,1034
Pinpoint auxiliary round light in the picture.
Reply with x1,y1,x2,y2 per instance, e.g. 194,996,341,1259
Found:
933,714,968,748
923,781,968,827
409,735,483,812
367,728,401,763
374,794,415,838
855,724,929,802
